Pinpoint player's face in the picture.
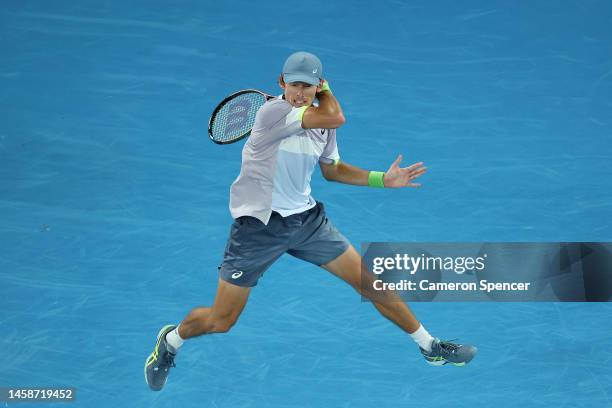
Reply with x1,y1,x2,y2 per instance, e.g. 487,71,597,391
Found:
279,76,320,108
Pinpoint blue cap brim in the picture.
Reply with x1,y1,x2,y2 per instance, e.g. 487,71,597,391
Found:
283,73,321,86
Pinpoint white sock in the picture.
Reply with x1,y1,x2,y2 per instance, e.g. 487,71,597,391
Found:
410,325,434,352
165,325,184,352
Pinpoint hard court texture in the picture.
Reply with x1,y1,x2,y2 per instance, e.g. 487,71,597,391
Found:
2,1,611,407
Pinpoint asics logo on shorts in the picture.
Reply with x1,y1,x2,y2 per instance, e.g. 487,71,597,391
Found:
231,271,243,279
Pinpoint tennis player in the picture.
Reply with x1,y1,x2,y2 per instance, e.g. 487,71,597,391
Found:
145,51,477,391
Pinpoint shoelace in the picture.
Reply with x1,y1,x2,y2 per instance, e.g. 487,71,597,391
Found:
165,352,177,369
438,339,461,354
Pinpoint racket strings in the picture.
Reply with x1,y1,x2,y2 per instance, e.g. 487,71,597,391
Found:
210,92,267,143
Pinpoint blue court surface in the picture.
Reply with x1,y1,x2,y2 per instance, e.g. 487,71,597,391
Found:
2,1,612,407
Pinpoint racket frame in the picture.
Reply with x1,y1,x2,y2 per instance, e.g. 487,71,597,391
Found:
208,89,274,145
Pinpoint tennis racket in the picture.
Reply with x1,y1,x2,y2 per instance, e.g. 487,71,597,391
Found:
208,89,274,144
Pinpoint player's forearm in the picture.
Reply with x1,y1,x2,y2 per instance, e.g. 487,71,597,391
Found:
316,91,345,120
327,162,370,186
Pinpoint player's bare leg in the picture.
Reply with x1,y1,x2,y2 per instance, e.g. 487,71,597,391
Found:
322,245,477,366
179,278,251,338
322,245,421,333
145,278,251,390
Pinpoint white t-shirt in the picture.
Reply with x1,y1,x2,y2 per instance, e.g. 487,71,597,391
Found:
229,97,340,224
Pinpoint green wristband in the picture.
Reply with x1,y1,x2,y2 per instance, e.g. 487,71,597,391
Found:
320,80,332,93
368,171,385,188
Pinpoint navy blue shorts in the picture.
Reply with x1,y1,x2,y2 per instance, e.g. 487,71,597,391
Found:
219,202,350,287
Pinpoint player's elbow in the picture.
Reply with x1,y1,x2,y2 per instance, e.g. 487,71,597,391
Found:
321,165,339,182
331,113,346,128
322,171,335,181
324,113,345,129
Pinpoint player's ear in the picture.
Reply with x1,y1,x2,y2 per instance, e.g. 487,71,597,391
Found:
278,74,286,89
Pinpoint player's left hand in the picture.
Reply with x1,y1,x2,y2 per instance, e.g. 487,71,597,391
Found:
384,154,427,188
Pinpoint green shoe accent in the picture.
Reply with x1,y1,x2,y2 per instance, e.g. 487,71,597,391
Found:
144,325,177,391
